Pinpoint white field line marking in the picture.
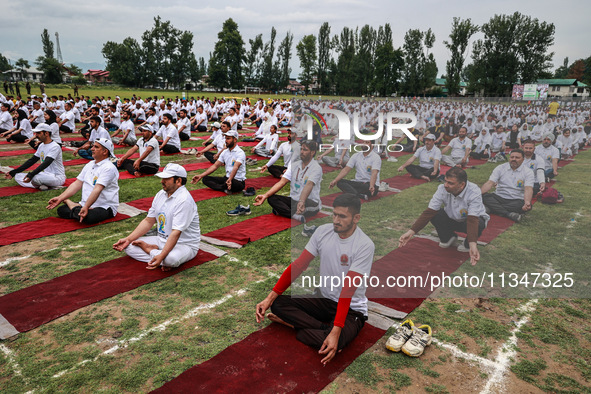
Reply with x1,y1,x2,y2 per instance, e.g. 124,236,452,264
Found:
53,255,272,379
432,299,538,394
0,343,22,376
480,299,538,394
0,233,123,268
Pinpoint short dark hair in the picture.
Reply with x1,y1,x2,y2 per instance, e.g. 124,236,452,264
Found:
173,176,187,185
221,120,231,129
333,193,361,215
510,149,525,158
522,139,535,146
162,113,173,121
445,167,467,184
90,115,101,124
180,109,187,114
301,140,318,152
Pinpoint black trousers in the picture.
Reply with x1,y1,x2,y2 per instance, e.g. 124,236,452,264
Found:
160,144,180,154
470,151,490,160
57,205,114,225
267,195,319,218
406,164,439,180
268,164,287,178
204,151,217,164
202,176,245,192
117,159,159,175
192,125,207,132
179,133,190,141
59,125,73,133
270,294,365,350
482,194,524,218
336,179,378,199
430,209,486,246
6,133,27,143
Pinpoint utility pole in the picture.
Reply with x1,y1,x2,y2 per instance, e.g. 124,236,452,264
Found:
55,32,63,64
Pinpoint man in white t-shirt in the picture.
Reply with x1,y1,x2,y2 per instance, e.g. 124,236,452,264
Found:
329,140,381,200
256,194,374,365
399,167,488,264
47,138,119,224
111,110,137,147
317,137,350,168
176,109,192,141
261,128,300,178
75,116,112,160
113,163,200,271
254,140,323,222
253,125,279,157
191,129,247,193
397,134,441,181
522,139,546,195
534,133,560,181
191,105,208,132
0,103,12,132
57,102,76,133
440,127,472,167
156,113,181,154
116,125,160,176
481,149,534,222
5,124,66,190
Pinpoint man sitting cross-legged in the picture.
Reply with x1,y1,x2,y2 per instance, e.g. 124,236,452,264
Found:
397,133,441,181
113,163,200,271
116,125,160,176
398,167,489,265
255,194,375,365
47,138,119,224
328,139,381,200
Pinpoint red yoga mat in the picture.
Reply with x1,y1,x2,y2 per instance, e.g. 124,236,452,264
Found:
367,237,468,313
0,149,36,157
0,250,218,336
0,178,76,198
0,212,130,247
151,322,385,393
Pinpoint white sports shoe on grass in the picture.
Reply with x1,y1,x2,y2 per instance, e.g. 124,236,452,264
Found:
385,319,414,352
402,324,432,357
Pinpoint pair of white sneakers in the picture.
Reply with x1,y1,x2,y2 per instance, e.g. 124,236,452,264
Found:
385,319,432,357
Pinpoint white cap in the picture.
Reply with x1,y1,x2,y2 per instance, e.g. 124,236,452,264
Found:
424,133,436,140
33,124,51,133
95,138,115,158
212,122,221,129
138,124,154,133
155,163,187,179
223,130,239,139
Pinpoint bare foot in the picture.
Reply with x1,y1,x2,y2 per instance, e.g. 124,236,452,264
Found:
420,175,430,182
161,265,173,272
132,240,159,254
267,313,294,328
64,199,81,209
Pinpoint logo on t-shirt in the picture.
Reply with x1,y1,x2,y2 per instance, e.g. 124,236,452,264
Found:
92,176,98,185
529,162,535,169
40,152,45,162
340,254,349,266
158,213,166,235
460,209,468,219
517,179,524,188
366,165,372,173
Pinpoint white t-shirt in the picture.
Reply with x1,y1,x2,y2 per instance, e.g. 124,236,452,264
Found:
290,159,323,204
489,162,535,200
60,111,76,130
136,136,160,166
77,159,119,214
428,182,489,223
447,137,472,159
534,144,560,170
157,124,181,150
89,126,111,143
523,154,546,183
34,141,66,180
490,132,507,150
218,145,246,181
146,114,160,129
48,123,61,144
194,112,208,128
267,141,300,167
110,111,121,127
254,133,279,152
18,119,34,139
148,186,200,248
119,119,136,142
305,224,375,316
32,109,45,124
0,111,13,130
414,146,441,169
176,117,191,136
346,151,381,185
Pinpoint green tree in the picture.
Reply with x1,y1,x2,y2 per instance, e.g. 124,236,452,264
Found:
354,25,376,95
102,37,143,87
41,29,54,59
296,34,317,93
276,32,293,90
333,27,356,95
554,57,569,78
470,12,554,96
402,28,437,96
317,22,331,94
444,17,478,96
373,24,403,96
36,29,62,84
208,18,245,90
244,34,263,87
15,58,30,80
170,31,195,88
0,53,10,72
260,27,277,91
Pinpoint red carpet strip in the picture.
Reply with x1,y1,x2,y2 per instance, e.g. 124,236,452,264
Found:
0,250,219,339
151,322,385,393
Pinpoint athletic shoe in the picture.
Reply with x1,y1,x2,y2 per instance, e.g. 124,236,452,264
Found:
402,324,432,357
386,319,415,352
496,153,507,162
457,242,470,253
387,156,398,162
38,185,49,191
508,212,522,222
292,213,305,223
243,187,256,197
226,204,251,216
437,174,446,182
301,224,317,237
379,182,389,192
438,234,457,248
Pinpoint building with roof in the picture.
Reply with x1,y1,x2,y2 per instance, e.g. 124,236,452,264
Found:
536,79,589,98
2,67,44,82
84,69,111,84
434,78,468,96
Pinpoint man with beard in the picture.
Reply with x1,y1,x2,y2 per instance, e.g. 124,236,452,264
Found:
440,127,472,167
481,149,534,222
111,110,137,147
261,128,301,178
534,133,560,181
255,194,374,365
113,163,200,271
522,139,546,196
397,133,441,181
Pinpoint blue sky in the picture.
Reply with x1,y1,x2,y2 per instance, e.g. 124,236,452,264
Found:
1,0,589,76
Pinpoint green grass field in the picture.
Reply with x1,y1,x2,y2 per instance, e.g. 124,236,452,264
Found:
0,91,590,393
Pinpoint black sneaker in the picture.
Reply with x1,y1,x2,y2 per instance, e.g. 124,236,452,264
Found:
243,187,256,196
301,224,317,237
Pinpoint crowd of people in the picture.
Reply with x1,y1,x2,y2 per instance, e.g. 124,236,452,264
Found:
1,90,590,363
